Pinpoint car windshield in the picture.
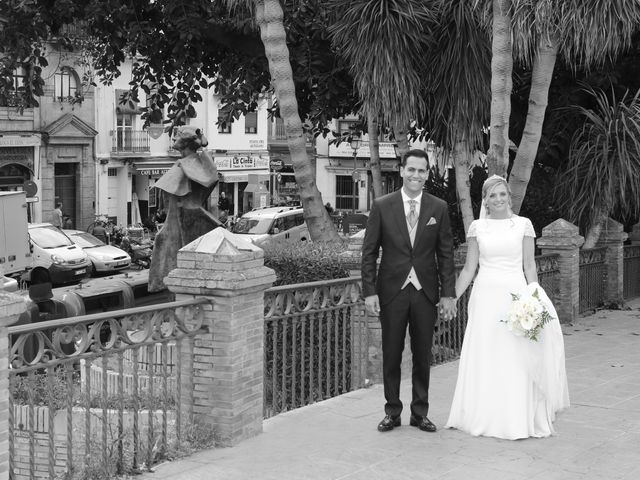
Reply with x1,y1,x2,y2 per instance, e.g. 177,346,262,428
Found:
30,226,74,249
232,217,273,235
69,232,105,248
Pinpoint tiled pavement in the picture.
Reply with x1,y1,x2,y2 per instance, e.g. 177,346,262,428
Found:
142,298,640,480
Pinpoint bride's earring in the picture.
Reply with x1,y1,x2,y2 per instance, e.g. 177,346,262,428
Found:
484,202,490,215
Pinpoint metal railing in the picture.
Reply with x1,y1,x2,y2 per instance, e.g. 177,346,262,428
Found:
536,253,561,305
263,277,366,418
623,245,640,299
579,247,608,313
111,130,150,154
8,298,208,479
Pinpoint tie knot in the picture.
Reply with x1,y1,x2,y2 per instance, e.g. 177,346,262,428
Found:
409,199,417,210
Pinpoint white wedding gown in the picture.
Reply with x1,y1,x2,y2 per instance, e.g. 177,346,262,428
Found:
445,216,570,439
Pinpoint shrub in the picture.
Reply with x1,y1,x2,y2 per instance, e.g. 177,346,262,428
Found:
262,241,350,286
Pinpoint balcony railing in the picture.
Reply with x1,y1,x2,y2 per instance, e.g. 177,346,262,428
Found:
111,130,150,154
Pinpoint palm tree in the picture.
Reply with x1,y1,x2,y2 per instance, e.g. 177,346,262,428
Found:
421,0,492,232
508,0,640,213
556,86,640,248
328,0,437,164
245,0,341,241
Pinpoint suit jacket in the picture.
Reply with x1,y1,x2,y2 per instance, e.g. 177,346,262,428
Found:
361,190,456,306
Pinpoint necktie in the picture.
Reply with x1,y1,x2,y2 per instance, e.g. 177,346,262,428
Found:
408,199,418,229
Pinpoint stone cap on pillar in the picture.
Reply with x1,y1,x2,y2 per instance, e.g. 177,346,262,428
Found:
537,218,585,250
164,228,276,295
0,291,27,328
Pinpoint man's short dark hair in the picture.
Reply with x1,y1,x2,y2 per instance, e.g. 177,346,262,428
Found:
401,149,429,166
56,202,63,208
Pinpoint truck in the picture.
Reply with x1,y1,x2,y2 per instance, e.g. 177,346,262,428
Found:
0,191,31,290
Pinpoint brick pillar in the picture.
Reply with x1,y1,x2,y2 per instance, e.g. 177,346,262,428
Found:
0,292,26,480
341,230,385,385
596,218,628,305
163,229,276,446
629,222,640,245
537,219,584,324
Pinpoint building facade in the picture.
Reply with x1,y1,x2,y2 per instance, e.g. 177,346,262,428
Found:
0,43,97,230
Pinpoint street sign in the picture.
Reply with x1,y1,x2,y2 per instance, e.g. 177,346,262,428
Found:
23,180,38,197
270,159,284,171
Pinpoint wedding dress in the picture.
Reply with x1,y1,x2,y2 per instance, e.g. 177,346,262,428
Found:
445,216,570,439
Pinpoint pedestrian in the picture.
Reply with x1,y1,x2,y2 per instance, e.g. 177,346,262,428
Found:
361,148,457,433
62,216,73,229
445,175,569,439
218,191,231,213
52,202,63,228
91,222,108,244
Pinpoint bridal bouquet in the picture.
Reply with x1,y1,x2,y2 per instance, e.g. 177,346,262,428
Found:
502,287,553,341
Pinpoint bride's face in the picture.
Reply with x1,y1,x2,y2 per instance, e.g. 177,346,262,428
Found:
485,183,510,215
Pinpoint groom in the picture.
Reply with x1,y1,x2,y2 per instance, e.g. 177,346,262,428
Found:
361,148,457,433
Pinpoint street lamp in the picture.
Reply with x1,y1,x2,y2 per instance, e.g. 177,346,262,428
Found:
350,133,361,214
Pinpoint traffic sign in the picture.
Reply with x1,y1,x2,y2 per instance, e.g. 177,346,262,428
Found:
23,180,38,197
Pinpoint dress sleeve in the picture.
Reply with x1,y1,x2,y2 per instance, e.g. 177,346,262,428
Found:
523,217,536,238
467,220,478,238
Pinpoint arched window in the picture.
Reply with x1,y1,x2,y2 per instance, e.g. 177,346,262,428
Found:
54,67,79,102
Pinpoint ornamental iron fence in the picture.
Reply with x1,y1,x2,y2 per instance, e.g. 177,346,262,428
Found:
623,245,640,299
263,278,366,418
8,298,208,479
579,247,608,313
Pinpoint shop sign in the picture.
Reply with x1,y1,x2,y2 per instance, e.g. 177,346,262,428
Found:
269,159,284,171
215,155,269,170
249,139,266,149
138,168,170,176
0,135,41,147
328,141,397,159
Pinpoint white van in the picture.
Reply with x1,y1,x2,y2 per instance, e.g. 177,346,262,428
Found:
232,206,309,245
27,223,92,285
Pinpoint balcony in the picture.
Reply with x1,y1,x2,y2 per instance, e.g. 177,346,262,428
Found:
111,130,150,154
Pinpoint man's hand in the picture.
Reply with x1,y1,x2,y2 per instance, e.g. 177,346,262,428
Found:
439,297,457,321
365,295,381,316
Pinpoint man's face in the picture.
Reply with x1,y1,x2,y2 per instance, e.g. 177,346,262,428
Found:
400,155,428,196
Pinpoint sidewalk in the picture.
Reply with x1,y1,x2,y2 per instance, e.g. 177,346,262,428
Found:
143,299,640,480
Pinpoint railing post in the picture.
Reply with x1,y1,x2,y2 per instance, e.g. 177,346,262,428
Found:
629,222,640,245
164,229,276,446
596,218,628,306
0,292,26,480
341,230,383,385
536,219,584,324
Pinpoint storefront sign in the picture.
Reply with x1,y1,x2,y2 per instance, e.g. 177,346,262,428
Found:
249,139,266,149
329,141,397,159
269,159,284,171
214,155,269,170
137,168,171,176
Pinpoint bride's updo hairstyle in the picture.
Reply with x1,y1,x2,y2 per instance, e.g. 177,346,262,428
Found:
481,174,511,201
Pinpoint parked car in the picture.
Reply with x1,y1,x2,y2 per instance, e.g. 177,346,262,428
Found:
63,229,131,274
26,223,91,285
232,206,309,245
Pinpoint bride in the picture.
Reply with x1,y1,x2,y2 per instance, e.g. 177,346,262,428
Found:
445,175,570,439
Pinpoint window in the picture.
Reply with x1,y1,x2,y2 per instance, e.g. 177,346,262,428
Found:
54,68,78,102
116,114,134,150
218,105,233,134
0,69,26,106
245,111,258,134
107,168,118,177
335,175,359,211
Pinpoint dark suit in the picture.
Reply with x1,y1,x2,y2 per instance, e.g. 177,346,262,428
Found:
361,190,455,417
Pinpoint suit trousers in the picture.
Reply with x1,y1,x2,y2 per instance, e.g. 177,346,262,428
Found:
380,284,437,418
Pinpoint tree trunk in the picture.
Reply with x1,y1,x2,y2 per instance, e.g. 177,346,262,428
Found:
583,206,608,249
486,0,512,177
509,36,558,214
256,0,340,242
393,117,409,159
452,140,475,233
368,109,383,199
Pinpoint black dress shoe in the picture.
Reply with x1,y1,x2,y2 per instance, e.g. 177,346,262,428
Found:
409,415,437,432
377,414,401,432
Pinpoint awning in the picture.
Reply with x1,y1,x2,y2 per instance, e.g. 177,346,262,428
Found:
219,172,249,183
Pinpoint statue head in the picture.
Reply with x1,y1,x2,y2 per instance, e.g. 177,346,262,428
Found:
173,126,209,152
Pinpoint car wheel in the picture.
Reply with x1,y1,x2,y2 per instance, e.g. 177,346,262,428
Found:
30,268,51,285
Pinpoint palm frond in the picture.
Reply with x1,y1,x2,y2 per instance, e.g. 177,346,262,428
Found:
327,0,439,125
556,84,640,232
